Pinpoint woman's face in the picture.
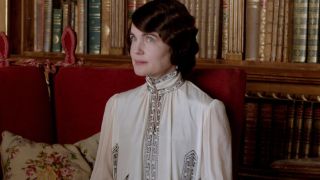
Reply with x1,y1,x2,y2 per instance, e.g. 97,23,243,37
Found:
129,24,175,78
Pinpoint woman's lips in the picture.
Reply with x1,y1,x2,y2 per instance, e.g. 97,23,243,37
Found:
134,60,147,65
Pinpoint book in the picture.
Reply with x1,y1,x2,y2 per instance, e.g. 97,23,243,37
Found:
205,0,218,59
306,0,320,63
110,0,125,55
275,0,285,62
285,100,296,159
101,0,111,54
34,0,45,52
300,102,313,158
292,0,308,63
282,0,294,62
224,0,244,60
88,0,101,54
76,0,88,54
263,0,274,62
245,0,260,61
311,103,320,157
258,0,267,61
62,0,69,29
257,102,273,167
198,0,208,58
292,101,304,159
43,0,52,52
271,100,289,161
51,8,62,52
270,0,280,62
0,0,8,33
242,101,259,166
221,0,230,59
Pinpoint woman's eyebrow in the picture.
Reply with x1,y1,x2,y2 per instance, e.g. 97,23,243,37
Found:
143,32,159,38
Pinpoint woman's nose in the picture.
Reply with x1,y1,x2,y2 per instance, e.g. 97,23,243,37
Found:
131,40,144,55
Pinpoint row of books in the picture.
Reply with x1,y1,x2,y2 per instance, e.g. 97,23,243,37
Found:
32,0,320,63
245,0,320,63
242,98,320,168
33,0,146,55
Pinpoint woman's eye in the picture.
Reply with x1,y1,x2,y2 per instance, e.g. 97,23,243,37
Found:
145,35,155,42
129,35,136,42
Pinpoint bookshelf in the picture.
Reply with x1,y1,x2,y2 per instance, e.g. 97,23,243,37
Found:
5,0,320,179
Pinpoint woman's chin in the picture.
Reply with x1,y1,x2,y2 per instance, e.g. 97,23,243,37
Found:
133,68,147,77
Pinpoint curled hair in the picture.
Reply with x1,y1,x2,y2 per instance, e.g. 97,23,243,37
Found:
127,0,199,78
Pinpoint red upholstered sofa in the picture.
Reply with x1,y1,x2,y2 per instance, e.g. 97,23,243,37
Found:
0,65,246,179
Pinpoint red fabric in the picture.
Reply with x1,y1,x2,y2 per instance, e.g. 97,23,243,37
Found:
0,66,54,143
54,67,144,144
0,32,9,59
188,68,246,179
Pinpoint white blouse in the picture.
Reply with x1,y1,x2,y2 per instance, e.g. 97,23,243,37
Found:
91,71,232,180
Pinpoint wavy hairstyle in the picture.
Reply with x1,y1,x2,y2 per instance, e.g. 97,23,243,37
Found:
127,0,199,78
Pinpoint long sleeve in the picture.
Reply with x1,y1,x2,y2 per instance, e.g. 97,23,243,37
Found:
201,99,232,180
90,95,117,180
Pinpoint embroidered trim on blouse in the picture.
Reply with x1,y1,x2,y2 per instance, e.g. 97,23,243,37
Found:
181,150,198,180
112,144,119,179
143,70,184,180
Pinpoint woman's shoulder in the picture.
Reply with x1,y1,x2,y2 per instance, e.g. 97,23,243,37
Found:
183,81,212,101
114,83,146,100
183,81,225,106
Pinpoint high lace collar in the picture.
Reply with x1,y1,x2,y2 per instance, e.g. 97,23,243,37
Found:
146,70,184,95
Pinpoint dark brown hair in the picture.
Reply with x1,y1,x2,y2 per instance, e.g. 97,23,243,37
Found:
127,0,199,78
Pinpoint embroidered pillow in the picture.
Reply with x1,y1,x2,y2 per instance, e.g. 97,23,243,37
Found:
74,132,100,167
0,131,92,180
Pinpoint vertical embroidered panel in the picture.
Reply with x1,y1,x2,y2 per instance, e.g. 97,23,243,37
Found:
143,92,162,180
112,144,119,179
181,150,198,180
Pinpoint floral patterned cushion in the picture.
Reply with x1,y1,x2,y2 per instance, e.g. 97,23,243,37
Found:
74,133,100,167
0,131,93,180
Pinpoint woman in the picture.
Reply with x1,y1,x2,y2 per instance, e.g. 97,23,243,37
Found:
91,0,232,179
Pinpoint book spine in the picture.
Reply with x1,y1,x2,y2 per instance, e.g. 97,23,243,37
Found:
110,0,125,55
282,0,290,62
300,102,313,158
270,0,280,62
76,0,87,54
257,102,273,167
306,0,320,63
258,0,267,61
275,0,285,62
263,0,274,62
101,0,110,55
44,0,52,52
62,1,69,29
311,103,320,157
34,0,45,52
221,0,229,59
285,101,296,159
212,0,220,59
199,0,207,58
245,0,260,61
242,101,259,166
292,101,304,159
51,8,62,52
271,101,289,160
206,0,214,59
0,0,8,33
292,0,308,63
70,0,76,29
88,0,101,54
